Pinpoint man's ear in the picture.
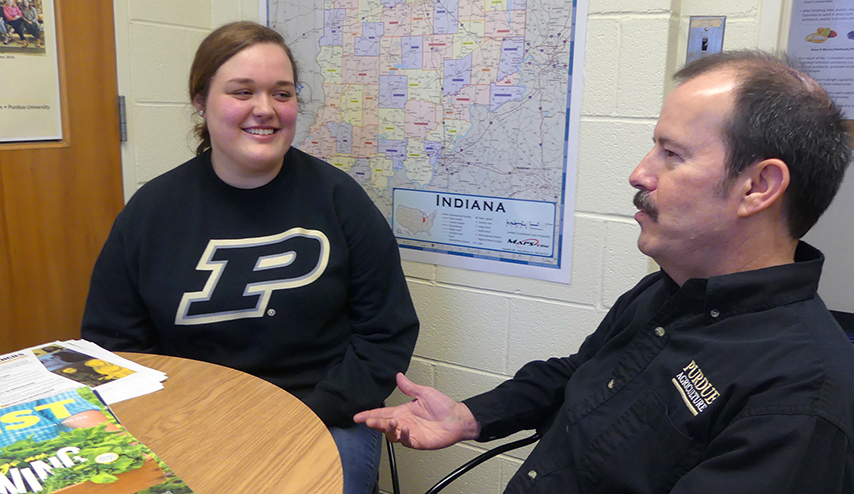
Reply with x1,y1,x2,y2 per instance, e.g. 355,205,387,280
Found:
737,158,790,218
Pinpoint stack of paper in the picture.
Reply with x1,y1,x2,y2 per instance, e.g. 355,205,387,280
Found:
0,340,166,407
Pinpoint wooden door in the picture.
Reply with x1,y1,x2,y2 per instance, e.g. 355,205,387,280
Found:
0,0,124,353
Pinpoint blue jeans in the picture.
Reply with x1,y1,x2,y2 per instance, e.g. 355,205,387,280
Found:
329,424,382,494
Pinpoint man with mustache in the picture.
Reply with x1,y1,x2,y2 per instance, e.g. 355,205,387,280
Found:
355,50,854,493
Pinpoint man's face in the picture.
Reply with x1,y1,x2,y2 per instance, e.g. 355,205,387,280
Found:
629,70,746,282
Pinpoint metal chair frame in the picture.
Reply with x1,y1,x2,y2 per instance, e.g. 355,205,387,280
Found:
382,432,540,494
424,432,540,494
386,436,401,494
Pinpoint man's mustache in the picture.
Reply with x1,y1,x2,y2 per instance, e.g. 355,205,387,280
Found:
633,191,658,221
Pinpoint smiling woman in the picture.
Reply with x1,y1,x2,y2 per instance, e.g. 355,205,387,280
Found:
195,43,298,187
190,33,299,188
80,21,419,494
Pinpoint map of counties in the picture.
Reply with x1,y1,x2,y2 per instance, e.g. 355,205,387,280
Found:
267,0,580,275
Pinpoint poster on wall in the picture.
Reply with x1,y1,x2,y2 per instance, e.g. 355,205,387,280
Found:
787,0,854,120
0,0,62,142
262,0,588,283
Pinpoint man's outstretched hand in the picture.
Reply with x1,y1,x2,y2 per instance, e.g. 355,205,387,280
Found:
354,373,481,450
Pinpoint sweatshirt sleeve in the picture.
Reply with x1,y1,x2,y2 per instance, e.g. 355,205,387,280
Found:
301,179,419,427
80,209,160,353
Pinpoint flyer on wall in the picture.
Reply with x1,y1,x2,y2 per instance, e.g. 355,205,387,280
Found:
787,0,854,120
0,0,62,142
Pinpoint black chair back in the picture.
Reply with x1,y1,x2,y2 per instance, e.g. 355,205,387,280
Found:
831,310,854,343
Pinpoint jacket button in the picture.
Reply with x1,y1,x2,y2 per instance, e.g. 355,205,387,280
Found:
710,309,720,318
527,470,537,480
654,326,666,337
607,379,615,389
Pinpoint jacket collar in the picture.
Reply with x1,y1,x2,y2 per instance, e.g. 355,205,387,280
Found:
663,242,823,321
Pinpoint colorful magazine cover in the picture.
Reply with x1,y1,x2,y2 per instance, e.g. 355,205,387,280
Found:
0,387,193,494
32,344,135,388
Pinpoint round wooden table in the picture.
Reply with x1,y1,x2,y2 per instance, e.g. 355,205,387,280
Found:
111,353,342,494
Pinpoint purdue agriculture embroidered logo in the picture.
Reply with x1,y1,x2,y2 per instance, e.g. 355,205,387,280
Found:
175,228,330,325
672,360,720,416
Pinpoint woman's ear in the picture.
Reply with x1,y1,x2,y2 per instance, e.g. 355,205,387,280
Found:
737,158,790,218
192,95,206,115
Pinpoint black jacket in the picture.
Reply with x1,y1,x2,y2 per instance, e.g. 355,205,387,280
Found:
465,242,854,493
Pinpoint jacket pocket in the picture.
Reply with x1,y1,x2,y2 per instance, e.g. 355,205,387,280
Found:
578,389,703,493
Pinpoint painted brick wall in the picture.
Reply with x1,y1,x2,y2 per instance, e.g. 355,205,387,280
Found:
113,0,769,492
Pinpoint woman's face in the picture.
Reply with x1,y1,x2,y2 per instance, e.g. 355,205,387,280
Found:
195,42,299,188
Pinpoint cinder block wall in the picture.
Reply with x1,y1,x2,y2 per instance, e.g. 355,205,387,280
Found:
113,1,771,492
112,0,259,197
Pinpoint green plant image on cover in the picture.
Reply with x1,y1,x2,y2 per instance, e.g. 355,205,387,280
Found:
1,423,146,492
138,470,194,494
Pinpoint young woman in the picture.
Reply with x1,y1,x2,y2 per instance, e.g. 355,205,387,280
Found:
82,21,419,494
20,0,41,43
3,0,39,47
0,16,9,45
